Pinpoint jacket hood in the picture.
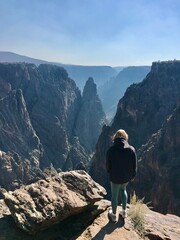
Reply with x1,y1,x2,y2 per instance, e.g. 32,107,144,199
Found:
113,137,128,149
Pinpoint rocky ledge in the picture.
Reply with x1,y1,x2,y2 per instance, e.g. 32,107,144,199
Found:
1,170,179,239
77,204,180,240
4,170,106,234
0,199,179,240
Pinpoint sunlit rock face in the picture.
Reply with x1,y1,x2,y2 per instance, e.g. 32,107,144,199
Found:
4,170,106,234
90,61,180,216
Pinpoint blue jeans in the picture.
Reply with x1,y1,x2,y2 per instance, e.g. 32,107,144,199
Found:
111,182,128,214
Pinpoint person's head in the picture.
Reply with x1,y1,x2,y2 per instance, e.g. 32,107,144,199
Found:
112,129,128,141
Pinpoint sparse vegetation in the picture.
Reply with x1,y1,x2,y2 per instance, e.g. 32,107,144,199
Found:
128,192,149,237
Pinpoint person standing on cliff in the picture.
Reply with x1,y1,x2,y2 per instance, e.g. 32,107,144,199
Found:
106,129,137,222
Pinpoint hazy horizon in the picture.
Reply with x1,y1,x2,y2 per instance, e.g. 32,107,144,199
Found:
1,0,180,66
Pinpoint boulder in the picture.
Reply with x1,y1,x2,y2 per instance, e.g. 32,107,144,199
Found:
4,170,106,234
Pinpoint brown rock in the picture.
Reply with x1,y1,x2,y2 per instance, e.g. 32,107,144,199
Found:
76,203,180,240
144,210,180,240
76,207,141,240
4,170,106,234
0,198,179,240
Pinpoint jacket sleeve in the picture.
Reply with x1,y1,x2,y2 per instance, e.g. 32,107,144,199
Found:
132,148,137,178
106,149,111,173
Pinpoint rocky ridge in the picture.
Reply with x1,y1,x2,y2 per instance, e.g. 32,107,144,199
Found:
0,51,117,91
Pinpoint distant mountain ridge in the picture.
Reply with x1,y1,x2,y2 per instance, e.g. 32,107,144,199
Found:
0,51,117,90
0,52,151,116
0,51,48,65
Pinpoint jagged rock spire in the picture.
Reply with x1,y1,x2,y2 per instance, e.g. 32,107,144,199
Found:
82,77,97,101
75,77,106,151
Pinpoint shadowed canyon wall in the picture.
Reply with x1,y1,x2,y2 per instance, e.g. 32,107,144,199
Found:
0,63,106,189
90,60,180,215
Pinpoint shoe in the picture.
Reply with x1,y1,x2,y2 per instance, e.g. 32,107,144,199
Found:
120,209,127,218
108,209,117,222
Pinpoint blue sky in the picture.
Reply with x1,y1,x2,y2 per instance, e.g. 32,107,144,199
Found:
1,0,180,66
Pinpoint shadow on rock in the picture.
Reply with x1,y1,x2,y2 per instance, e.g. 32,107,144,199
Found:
91,215,125,240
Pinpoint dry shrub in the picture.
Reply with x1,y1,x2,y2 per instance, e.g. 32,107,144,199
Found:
128,192,149,236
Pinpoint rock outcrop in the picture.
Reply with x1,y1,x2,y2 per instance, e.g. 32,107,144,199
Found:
77,204,180,240
4,170,106,234
75,77,106,151
90,61,180,215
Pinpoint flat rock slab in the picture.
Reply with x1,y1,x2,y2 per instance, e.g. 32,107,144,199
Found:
144,209,180,240
76,204,180,240
76,205,141,240
4,170,106,234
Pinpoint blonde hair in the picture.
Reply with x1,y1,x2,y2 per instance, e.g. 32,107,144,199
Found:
112,129,128,141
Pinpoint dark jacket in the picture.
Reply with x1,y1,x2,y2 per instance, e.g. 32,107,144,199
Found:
106,137,137,184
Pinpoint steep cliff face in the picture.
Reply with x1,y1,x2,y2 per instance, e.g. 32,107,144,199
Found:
0,63,42,119
99,66,150,120
0,90,43,190
29,64,82,168
134,103,180,216
0,63,85,170
112,61,180,148
75,77,106,151
90,61,180,215
0,63,106,187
